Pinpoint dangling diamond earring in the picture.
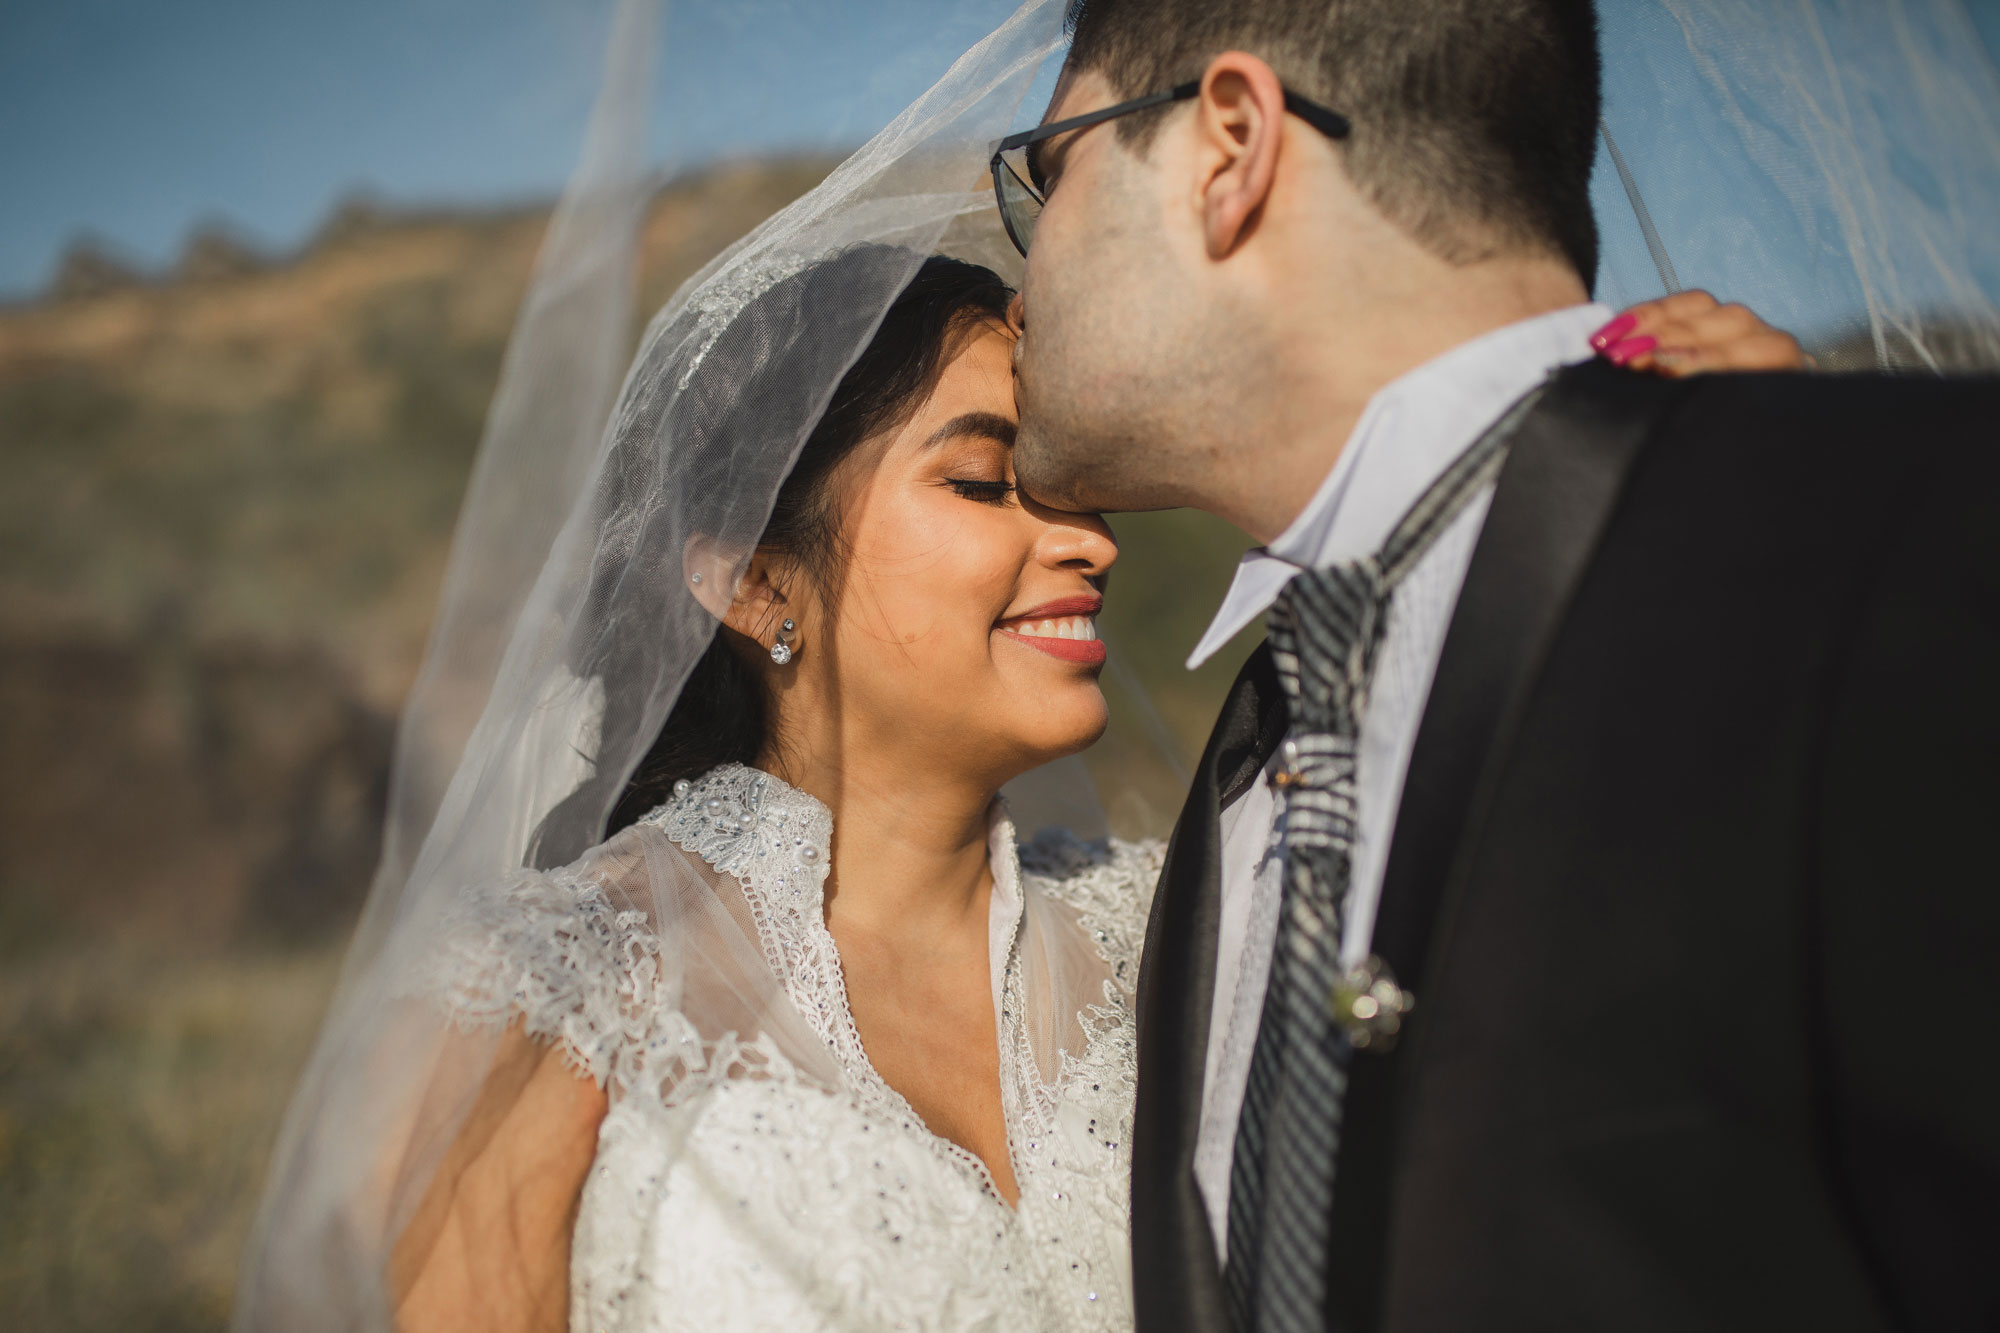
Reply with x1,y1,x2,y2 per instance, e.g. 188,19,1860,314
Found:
770,618,797,665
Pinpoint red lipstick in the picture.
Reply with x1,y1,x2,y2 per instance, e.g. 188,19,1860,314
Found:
995,593,1108,666
1000,594,1104,621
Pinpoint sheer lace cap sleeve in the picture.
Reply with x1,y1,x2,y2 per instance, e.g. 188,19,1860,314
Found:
415,805,843,1107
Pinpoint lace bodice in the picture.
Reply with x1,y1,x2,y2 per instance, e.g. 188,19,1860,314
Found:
429,763,1162,1331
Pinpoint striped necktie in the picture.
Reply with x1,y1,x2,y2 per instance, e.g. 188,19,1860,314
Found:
1223,387,1541,1332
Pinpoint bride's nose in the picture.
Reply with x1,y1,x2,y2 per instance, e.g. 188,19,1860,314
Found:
1031,510,1116,576
1006,291,1026,337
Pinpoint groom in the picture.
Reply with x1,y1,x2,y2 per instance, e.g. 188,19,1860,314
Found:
1005,1,2000,1330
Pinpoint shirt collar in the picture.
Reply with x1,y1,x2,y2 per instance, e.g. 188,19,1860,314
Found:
1186,302,1613,668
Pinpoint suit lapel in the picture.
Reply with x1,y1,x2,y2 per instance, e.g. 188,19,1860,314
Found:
1132,642,1286,1333
1326,360,1686,1330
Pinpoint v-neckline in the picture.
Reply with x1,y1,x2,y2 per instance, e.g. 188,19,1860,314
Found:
649,763,1026,1209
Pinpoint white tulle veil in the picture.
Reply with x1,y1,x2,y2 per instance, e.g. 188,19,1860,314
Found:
233,0,2000,1326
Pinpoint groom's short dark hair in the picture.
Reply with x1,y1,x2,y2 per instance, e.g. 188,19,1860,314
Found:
1063,0,1602,283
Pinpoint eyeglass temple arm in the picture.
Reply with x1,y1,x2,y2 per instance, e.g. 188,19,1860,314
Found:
993,80,1349,156
995,82,1200,154
1282,90,1351,141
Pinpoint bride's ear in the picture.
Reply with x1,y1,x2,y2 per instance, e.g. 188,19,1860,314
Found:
686,538,795,651
683,533,744,621
720,552,795,649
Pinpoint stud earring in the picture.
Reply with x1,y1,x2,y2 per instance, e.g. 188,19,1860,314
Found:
770,618,797,665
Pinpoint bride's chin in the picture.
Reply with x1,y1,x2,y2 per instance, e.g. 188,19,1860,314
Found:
1013,696,1110,763
1061,716,1111,756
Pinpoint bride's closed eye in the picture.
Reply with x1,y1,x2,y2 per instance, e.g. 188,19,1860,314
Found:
945,478,1016,505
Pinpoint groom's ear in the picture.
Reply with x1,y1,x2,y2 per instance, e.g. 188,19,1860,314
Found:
1193,53,1287,261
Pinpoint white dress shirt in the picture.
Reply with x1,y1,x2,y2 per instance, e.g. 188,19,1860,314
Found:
1187,303,1613,1257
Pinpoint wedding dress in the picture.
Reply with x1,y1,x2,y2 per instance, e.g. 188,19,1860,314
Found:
422,762,1163,1331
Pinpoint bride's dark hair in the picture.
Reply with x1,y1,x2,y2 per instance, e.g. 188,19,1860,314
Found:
530,248,1013,866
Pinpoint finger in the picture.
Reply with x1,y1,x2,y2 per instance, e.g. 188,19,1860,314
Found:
1724,330,1810,370
1693,301,1767,339
1650,302,1763,348
1647,332,1807,376
1636,289,1722,328
1600,333,1659,367
1640,346,1706,377
1641,303,1793,367
1607,290,1720,341
1592,290,1721,353
1693,317,1806,369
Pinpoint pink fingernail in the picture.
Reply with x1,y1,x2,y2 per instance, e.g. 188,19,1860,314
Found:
1590,312,1638,350
1603,335,1657,366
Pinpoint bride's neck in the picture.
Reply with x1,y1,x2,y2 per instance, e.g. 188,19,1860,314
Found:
755,744,996,941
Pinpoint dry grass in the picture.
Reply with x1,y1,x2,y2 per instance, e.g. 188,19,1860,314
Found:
0,940,344,1330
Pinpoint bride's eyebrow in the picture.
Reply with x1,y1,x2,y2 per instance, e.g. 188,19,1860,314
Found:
922,411,1017,450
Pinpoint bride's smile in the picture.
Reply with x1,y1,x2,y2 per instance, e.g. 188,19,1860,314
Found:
995,593,1105,663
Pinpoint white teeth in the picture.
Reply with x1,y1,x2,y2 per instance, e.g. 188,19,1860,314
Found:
1009,615,1097,640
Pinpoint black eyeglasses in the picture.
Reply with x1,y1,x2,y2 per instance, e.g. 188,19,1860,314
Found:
989,80,1352,257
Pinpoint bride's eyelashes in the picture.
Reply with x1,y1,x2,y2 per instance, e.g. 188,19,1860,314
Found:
944,478,1017,505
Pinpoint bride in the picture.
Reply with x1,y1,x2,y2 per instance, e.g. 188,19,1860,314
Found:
230,5,1835,1330
399,249,1158,1331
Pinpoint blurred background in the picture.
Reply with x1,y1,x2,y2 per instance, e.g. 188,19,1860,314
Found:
5,1,2000,1327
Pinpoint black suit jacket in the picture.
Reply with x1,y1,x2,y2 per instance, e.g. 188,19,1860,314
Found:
1131,360,2000,1332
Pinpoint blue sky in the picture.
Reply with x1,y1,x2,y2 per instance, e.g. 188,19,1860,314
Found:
5,0,1999,303
0,0,1031,298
